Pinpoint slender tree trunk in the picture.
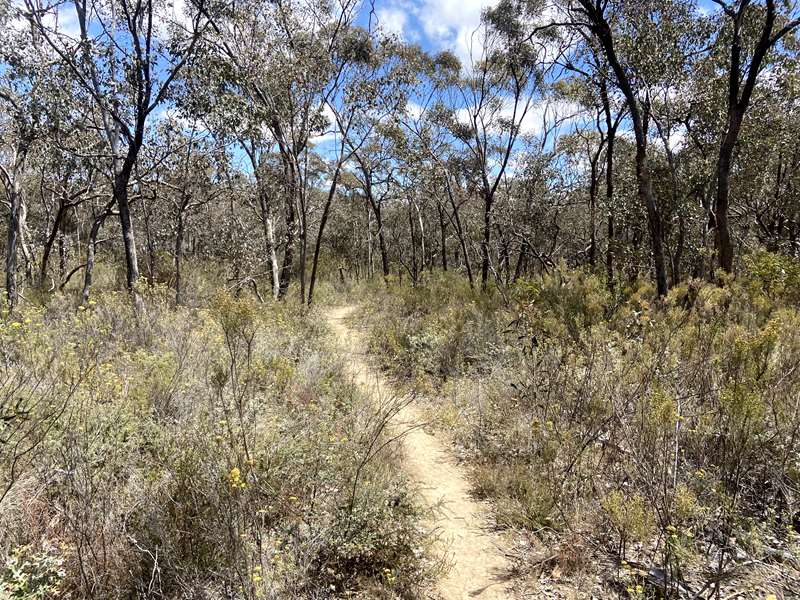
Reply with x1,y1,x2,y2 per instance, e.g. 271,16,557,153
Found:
4,143,29,312
714,118,739,274
278,158,297,299
366,205,374,279
364,179,390,279
308,171,340,306
673,213,685,286
174,211,185,305
437,203,448,271
82,208,111,304
266,217,280,299
409,202,418,285
587,8,668,296
451,201,473,287
299,183,308,304
601,80,617,291
415,202,426,274
636,144,668,296
6,182,20,312
114,152,141,300
589,160,599,268
18,199,33,284
376,211,389,278
256,189,280,300
39,200,68,289
58,231,67,280
142,189,156,286
480,191,493,291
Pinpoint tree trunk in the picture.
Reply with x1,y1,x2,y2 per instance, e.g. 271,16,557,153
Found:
586,7,668,296
308,170,340,306
448,186,474,288
266,217,280,299
278,158,297,299
480,191,493,291
4,143,29,312
437,203,448,271
601,79,617,291
589,159,599,267
363,178,390,279
58,231,67,280
256,188,280,300
5,182,21,312
39,200,68,289
298,182,308,304
714,117,739,274
114,153,142,301
82,209,111,304
174,211,185,305
18,198,33,284
636,144,668,296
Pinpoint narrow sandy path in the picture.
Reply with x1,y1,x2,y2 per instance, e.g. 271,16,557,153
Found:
327,305,514,600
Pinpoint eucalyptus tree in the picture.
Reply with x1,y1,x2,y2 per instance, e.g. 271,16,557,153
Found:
307,25,403,305
450,0,547,291
399,50,478,286
34,134,100,292
708,0,800,273
0,5,60,310
24,0,209,306
145,119,223,304
329,38,427,285
561,0,701,296
557,37,627,287
196,0,362,301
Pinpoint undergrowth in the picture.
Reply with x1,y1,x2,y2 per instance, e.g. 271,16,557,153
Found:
0,277,434,599
358,256,800,598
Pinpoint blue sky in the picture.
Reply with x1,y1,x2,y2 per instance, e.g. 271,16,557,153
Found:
371,0,720,64
372,0,494,62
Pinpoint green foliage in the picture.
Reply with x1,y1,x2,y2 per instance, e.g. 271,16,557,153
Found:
0,288,433,599
358,261,800,595
0,545,65,599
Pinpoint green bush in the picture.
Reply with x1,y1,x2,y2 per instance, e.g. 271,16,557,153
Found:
357,261,800,597
0,286,434,599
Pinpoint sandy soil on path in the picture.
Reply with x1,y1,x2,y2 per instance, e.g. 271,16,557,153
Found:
326,305,515,600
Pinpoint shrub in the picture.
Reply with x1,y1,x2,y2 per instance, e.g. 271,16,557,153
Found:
0,287,434,599
358,261,800,598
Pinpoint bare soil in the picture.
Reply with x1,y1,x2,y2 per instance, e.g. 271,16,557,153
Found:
327,305,515,599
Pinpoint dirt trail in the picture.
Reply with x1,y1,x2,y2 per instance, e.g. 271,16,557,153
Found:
327,305,514,600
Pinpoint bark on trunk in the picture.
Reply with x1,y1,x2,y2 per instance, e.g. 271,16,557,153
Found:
82,207,112,304
308,170,340,306
174,212,185,305
278,157,297,299
480,191,493,291
437,203,448,271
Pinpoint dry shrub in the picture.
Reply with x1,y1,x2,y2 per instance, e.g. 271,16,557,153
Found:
358,259,800,598
1,286,434,599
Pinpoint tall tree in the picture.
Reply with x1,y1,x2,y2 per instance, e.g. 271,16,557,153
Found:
25,0,208,304
711,0,800,273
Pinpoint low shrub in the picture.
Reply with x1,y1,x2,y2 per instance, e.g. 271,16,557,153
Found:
358,260,800,598
1,286,434,599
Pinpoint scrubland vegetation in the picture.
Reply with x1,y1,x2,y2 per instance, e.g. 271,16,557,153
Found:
359,255,800,597
3,0,800,596
0,271,434,599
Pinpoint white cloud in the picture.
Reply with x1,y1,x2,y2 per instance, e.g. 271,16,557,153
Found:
377,7,409,38
9,1,81,39
310,104,339,145
454,97,582,138
416,0,499,65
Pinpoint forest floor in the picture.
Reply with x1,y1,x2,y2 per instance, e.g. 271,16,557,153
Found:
326,305,516,600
